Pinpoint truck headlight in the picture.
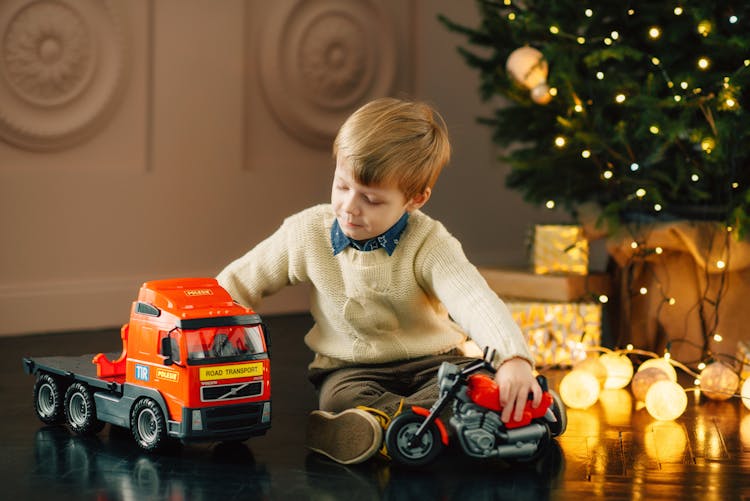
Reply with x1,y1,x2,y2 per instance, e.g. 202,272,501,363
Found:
192,410,203,431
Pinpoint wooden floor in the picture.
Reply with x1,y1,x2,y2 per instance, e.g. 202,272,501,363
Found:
2,313,749,500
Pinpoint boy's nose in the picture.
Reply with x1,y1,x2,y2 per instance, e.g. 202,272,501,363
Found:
342,193,360,215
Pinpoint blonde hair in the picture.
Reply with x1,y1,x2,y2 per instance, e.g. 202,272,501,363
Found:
333,97,451,200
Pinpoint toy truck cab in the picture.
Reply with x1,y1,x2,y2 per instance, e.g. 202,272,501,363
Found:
25,278,272,452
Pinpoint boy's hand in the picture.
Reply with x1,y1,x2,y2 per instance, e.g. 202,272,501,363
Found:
495,357,542,423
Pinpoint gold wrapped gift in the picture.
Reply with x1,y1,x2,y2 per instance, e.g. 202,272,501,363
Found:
532,224,588,275
507,300,601,367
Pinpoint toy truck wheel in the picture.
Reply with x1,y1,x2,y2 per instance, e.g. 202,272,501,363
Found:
385,411,444,467
130,398,167,452
64,382,104,434
33,373,65,424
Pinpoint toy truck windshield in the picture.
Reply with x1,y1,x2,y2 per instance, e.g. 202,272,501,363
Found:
177,324,266,364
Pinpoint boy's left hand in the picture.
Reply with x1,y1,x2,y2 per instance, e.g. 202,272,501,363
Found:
495,357,542,423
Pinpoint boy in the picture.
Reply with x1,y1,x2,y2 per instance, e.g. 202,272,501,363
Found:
217,97,541,465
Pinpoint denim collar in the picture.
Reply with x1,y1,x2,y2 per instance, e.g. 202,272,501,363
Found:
331,212,409,256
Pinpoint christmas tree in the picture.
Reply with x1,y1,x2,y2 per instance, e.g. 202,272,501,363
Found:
440,1,750,236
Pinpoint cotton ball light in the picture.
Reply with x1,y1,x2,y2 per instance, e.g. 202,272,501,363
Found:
743,378,750,411
599,352,634,389
506,46,552,104
645,380,687,421
574,356,608,388
631,367,670,402
559,369,601,409
699,361,739,401
637,357,677,382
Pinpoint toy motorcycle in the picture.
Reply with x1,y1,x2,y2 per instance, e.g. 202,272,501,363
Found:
384,350,567,466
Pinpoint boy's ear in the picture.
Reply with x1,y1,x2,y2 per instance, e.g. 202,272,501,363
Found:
406,188,431,212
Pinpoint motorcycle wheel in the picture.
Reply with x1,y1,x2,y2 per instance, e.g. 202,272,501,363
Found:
547,389,567,437
385,410,444,467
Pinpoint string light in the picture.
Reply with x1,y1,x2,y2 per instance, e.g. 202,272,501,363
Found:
630,163,640,171
603,170,613,179
615,93,627,103
742,379,750,411
673,6,683,15
648,27,661,39
635,188,646,198
698,361,739,401
554,136,566,147
545,200,555,209
697,57,710,70
697,21,712,36
645,380,687,420
654,204,662,212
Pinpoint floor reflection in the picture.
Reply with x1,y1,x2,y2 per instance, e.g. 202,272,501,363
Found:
32,427,271,500
32,425,565,501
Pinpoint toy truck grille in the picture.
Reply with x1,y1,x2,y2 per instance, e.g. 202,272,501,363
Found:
202,403,265,431
201,381,264,402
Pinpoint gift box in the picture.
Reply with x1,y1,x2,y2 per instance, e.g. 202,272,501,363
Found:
506,300,601,367
531,224,589,275
478,267,610,303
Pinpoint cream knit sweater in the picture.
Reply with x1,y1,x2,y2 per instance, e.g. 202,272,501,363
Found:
217,204,533,370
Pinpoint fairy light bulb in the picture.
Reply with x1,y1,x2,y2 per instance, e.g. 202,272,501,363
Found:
697,20,712,36
545,200,555,209
716,260,726,269
632,367,670,401
598,294,609,303
600,352,634,390
636,188,646,198
559,369,601,409
505,46,552,104
615,93,627,103
603,170,613,179
645,380,687,420
698,57,710,70
648,26,662,39
699,361,739,401
654,204,663,212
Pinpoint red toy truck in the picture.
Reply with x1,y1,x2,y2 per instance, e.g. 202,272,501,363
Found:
23,278,271,452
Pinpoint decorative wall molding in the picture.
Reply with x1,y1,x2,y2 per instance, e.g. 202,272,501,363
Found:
255,0,398,149
0,0,127,151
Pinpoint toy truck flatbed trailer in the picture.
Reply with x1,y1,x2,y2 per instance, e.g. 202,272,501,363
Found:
23,278,272,452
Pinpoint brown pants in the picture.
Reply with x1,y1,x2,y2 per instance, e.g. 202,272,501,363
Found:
309,353,479,416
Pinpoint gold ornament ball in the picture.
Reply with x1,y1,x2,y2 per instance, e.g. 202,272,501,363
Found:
700,362,740,401
631,366,670,402
645,380,687,421
575,356,608,388
637,357,677,382
743,378,750,411
506,46,551,105
600,352,634,390
559,369,601,410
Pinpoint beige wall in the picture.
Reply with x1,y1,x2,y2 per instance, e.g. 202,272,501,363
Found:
0,0,553,336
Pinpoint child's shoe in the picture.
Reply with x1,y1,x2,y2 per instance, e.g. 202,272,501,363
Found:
306,408,383,464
